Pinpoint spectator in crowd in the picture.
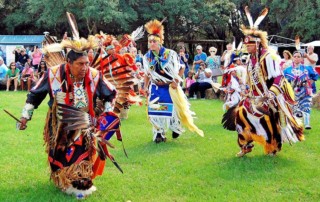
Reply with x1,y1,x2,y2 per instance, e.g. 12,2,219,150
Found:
87,48,94,64
6,62,19,91
15,62,24,74
0,47,4,58
0,57,8,86
18,48,30,66
13,47,22,62
206,46,220,82
184,70,195,97
31,46,43,70
193,45,207,72
280,50,293,71
26,47,32,58
304,45,318,93
20,63,35,91
304,45,318,68
189,62,213,99
37,61,48,79
221,43,233,68
0,47,6,64
137,50,144,62
179,46,189,78
130,47,143,67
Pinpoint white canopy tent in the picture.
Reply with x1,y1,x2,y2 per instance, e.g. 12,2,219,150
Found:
301,40,320,47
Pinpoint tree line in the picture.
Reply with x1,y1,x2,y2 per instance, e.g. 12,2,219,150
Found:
1,0,319,47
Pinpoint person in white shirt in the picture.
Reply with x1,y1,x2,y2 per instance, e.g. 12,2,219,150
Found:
304,45,318,68
188,62,213,99
304,45,318,93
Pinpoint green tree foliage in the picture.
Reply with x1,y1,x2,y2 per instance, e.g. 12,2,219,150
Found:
1,0,320,44
267,0,320,41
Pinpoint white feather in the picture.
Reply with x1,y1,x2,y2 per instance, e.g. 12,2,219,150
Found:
245,6,254,28
131,25,145,42
237,41,243,51
253,8,269,28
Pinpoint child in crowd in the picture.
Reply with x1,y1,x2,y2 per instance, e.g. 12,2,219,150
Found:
184,71,195,97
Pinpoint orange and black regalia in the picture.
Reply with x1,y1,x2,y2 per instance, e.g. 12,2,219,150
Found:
222,7,304,157
19,13,126,199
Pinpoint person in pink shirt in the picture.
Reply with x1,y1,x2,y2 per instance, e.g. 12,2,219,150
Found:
184,71,195,96
21,63,35,91
31,46,43,70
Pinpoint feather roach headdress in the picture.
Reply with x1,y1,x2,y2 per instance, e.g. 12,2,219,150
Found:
241,6,269,49
145,19,165,44
96,32,117,50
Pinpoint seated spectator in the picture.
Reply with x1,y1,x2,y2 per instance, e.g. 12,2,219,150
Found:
0,57,8,87
6,62,19,91
20,63,35,91
183,71,195,97
189,62,213,99
36,61,48,79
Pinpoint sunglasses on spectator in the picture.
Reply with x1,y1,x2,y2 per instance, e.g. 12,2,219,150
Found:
293,56,301,58
209,51,216,53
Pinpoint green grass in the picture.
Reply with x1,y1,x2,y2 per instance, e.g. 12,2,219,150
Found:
0,90,319,202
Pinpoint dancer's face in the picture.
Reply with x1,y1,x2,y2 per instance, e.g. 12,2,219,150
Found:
246,44,257,54
293,53,302,65
148,37,160,51
69,56,89,79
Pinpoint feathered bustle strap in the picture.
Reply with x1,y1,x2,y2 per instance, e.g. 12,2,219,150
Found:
169,85,204,137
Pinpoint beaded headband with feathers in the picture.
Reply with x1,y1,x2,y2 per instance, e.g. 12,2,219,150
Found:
241,6,269,49
145,19,165,44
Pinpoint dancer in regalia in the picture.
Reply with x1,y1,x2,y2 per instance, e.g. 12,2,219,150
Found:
18,13,125,199
143,19,203,143
222,7,304,157
284,51,318,129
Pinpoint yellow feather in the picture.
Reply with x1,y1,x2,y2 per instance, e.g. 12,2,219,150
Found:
169,85,204,137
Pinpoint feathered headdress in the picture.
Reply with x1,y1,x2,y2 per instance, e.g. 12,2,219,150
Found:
119,25,145,47
227,37,243,66
145,19,165,44
44,12,98,54
241,6,269,49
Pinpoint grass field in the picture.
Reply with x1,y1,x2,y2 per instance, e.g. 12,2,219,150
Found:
0,90,319,202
